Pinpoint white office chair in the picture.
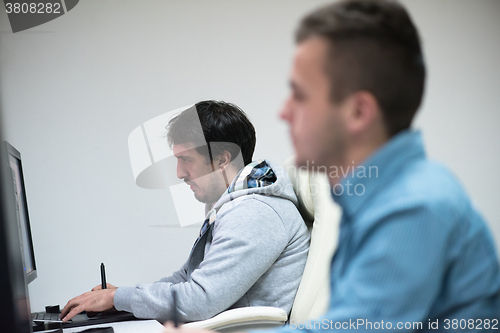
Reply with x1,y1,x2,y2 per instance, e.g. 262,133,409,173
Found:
183,156,342,331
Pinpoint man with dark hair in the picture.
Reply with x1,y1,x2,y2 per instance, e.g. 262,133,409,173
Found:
165,101,256,206
165,1,500,332
60,100,310,323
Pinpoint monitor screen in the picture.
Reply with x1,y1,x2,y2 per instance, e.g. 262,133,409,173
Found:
0,140,33,333
5,142,37,284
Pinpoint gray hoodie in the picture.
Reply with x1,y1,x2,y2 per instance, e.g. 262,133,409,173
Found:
114,160,310,323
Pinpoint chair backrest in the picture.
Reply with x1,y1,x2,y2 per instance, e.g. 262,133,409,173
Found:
283,156,342,324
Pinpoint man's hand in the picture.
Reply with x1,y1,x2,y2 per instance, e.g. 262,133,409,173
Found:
91,283,117,291
60,288,116,321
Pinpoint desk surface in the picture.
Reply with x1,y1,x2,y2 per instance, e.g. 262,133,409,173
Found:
42,319,165,333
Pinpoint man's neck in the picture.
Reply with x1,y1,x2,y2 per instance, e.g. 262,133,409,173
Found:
222,166,239,190
204,165,240,215
328,134,389,187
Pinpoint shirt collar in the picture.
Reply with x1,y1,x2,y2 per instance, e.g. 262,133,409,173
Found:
331,129,426,218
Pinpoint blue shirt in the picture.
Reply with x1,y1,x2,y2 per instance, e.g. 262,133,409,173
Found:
263,130,500,332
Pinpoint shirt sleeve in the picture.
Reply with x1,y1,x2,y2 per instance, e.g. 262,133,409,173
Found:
157,260,189,284
114,197,288,323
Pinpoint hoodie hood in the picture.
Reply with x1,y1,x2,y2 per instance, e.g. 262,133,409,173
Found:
209,159,298,217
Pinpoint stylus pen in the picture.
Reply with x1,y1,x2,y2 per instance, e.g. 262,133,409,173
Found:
101,263,107,290
172,289,179,327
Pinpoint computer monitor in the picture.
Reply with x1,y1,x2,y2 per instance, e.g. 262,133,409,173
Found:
1,140,137,332
5,141,37,284
0,139,33,332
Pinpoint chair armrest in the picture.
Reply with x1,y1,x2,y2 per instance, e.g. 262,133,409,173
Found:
182,307,288,331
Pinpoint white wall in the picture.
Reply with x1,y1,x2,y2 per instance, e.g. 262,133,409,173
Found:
0,0,498,312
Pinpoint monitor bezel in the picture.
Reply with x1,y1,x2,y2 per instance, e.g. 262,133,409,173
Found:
1,138,33,333
4,141,37,284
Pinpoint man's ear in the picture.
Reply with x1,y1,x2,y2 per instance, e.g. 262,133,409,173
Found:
217,151,232,170
342,91,381,135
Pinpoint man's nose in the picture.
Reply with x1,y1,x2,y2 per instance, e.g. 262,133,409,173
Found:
280,97,293,123
177,162,188,180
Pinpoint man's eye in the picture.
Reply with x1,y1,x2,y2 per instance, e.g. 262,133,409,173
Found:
293,91,305,101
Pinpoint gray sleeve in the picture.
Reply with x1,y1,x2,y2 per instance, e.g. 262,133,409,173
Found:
157,260,189,284
113,198,288,323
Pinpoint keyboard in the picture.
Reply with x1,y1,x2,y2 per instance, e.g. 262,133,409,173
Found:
32,310,137,332
32,311,65,322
